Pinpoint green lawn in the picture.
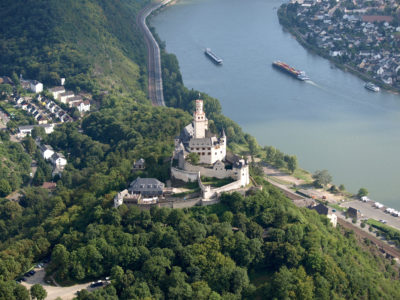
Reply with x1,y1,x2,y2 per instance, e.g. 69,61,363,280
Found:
328,203,347,212
292,168,313,183
201,176,235,188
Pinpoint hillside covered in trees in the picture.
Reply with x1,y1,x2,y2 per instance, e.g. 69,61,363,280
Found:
0,0,149,96
1,0,400,299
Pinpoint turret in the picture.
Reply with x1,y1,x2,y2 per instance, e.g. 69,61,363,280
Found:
193,99,208,139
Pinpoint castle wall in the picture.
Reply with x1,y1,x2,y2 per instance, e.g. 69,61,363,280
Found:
183,160,235,179
171,167,199,182
172,198,202,208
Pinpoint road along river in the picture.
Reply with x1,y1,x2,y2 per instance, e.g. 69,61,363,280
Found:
151,0,400,210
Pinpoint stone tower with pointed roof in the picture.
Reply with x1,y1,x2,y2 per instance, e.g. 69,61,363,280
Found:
188,99,226,164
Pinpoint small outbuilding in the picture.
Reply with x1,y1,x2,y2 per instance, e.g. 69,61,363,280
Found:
133,158,146,170
347,207,360,220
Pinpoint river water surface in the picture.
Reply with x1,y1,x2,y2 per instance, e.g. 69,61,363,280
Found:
151,0,400,209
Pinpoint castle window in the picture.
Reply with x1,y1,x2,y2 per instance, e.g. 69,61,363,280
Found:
196,148,199,150
202,152,205,155
208,147,211,150
202,148,205,150
208,152,211,155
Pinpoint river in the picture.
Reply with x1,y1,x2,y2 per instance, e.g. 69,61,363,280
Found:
151,0,400,209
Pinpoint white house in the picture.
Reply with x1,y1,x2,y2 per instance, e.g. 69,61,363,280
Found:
67,96,83,107
59,91,75,103
17,124,55,138
30,80,43,93
51,152,67,168
73,100,90,113
39,144,55,160
49,86,65,100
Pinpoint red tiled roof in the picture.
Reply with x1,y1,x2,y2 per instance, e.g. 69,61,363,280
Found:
42,182,57,189
362,15,393,23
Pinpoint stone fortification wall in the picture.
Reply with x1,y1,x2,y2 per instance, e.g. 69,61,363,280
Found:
198,174,243,200
212,179,243,194
171,167,198,182
201,199,220,206
172,198,202,208
183,160,235,179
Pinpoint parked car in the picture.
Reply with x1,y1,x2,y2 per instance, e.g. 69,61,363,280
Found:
90,281,103,288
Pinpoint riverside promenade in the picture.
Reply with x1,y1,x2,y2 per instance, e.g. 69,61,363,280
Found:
137,0,171,106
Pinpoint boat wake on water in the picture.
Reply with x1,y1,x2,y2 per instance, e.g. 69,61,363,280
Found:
305,80,318,86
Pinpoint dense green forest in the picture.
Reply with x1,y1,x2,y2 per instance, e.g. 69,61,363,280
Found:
0,0,149,96
1,0,400,299
0,132,31,197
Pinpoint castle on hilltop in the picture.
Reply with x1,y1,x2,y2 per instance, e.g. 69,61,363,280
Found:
172,99,249,200
182,100,226,164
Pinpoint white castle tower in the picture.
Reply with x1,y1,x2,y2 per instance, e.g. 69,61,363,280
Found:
188,99,226,165
193,100,208,139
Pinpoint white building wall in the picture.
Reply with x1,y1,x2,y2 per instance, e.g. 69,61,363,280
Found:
327,214,337,228
30,82,43,93
43,149,54,160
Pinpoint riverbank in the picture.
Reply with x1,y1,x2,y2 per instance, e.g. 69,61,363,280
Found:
277,5,400,94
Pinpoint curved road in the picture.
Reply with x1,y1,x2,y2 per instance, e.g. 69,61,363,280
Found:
137,0,171,106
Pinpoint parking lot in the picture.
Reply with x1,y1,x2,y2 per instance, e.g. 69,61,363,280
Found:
21,268,92,300
341,200,400,231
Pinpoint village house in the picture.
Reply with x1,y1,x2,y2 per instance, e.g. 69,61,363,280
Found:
29,80,43,93
72,100,90,113
17,124,55,138
66,95,83,106
49,86,65,100
310,203,337,227
50,152,67,168
39,144,55,160
59,91,74,103
347,207,361,220
133,158,146,170
114,177,165,207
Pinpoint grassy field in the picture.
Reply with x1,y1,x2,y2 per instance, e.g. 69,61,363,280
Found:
201,176,235,188
292,168,313,183
328,203,347,212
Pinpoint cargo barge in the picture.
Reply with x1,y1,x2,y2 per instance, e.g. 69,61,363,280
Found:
272,61,309,81
205,48,223,65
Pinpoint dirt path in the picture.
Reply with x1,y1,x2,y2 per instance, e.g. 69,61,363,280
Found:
262,163,305,186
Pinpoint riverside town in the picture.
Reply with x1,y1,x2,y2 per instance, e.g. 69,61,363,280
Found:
280,0,400,89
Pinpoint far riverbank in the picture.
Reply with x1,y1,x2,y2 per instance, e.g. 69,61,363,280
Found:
277,5,400,94
151,0,400,209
